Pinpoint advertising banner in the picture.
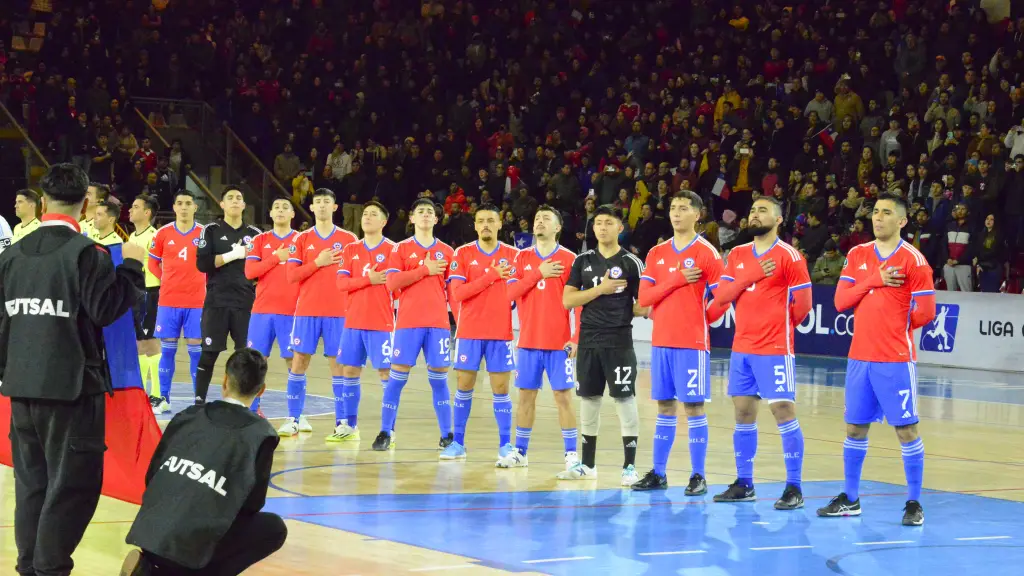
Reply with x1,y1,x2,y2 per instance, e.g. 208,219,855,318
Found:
917,291,1024,372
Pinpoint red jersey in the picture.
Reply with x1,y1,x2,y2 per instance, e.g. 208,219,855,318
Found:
148,222,206,308
720,239,811,355
641,236,724,350
245,230,299,316
511,244,577,350
337,237,396,331
386,237,455,330
840,241,935,362
286,225,358,318
449,241,518,341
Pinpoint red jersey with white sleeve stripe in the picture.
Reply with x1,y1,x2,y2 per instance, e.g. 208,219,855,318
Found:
838,240,935,362
640,235,724,350
245,230,299,316
718,239,812,355
286,225,358,318
385,237,455,330
148,222,206,308
509,244,577,350
449,241,518,341
336,237,396,331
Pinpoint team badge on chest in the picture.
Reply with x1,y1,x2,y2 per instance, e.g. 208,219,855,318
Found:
609,266,623,279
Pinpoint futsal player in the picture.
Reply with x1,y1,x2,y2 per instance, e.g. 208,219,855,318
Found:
378,198,455,450
444,204,519,460
92,198,124,246
817,192,935,526
129,195,161,399
148,192,206,414
631,191,724,494
278,189,357,436
80,183,109,239
244,198,298,415
194,188,263,404
331,201,395,445
496,205,581,473
561,206,648,485
708,196,812,509
12,189,41,242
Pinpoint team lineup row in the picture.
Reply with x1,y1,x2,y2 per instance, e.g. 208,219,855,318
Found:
119,184,935,527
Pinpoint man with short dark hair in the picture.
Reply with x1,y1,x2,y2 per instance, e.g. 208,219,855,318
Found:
12,189,40,243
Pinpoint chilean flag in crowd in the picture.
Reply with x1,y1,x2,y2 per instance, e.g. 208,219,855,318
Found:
0,242,162,505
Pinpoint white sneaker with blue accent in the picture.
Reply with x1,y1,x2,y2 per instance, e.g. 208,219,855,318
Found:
556,462,597,480
495,448,528,468
620,464,640,486
439,441,467,460
498,442,514,459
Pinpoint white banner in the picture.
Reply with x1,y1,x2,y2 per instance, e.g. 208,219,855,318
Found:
916,291,1024,373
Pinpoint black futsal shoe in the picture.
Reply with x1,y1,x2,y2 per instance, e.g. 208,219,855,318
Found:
371,431,395,451
439,433,454,450
902,500,924,526
631,469,668,491
816,493,862,517
713,480,756,502
774,484,805,510
685,473,708,496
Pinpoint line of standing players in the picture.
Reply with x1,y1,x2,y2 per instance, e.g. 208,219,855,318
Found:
138,184,935,526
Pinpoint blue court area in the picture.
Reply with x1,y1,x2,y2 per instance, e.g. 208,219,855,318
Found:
263,480,1024,575
153,386,335,421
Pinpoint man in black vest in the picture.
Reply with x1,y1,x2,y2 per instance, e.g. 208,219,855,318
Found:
0,163,146,576
121,347,286,576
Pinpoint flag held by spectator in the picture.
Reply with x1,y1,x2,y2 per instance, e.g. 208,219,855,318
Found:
712,174,731,200
813,124,840,152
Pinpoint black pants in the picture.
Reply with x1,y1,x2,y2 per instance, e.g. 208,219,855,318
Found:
9,394,106,576
145,512,288,575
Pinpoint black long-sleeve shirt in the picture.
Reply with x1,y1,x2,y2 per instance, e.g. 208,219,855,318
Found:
196,219,262,309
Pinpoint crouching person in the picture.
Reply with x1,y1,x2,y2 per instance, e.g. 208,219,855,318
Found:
120,347,286,575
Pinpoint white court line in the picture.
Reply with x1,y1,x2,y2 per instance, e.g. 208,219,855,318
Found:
854,540,915,546
522,556,594,564
750,545,814,551
638,550,707,556
752,521,770,525
409,565,478,572
955,536,1011,541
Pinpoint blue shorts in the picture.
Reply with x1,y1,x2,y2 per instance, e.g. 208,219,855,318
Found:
727,351,796,402
454,338,515,372
289,316,345,357
391,327,451,369
844,360,919,426
246,313,294,358
338,328,392,369
651,347,712,402
515,348,573,390
155,306,202,340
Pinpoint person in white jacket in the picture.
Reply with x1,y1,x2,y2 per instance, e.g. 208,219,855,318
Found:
1003,121,1024,159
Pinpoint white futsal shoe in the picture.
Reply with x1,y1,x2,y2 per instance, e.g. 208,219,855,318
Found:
297,415,313,432
495,447,529,468
556,453,596,480
620,464,640,486
277,418,299,437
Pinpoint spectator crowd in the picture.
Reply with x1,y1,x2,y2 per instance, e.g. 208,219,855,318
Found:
2,0,1024,293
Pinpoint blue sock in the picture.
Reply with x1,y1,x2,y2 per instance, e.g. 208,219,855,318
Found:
250,396,261,413
687,415,709,477
380,369,408,434
778,419,804,489
380,376,389,427
515,426,531,455
286,371,306,420
344,377,360,427
901,438,925,501
734,423,758,487
331,376,345,426
493,393,513,447
158,341,177,400
562,428,578,453
652,415,677,476
187,344,201,394
844,437,869,501
453,390,473,445
427,369,452,436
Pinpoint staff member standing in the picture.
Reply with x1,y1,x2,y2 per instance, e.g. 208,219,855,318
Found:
193,187,262,403
0,163,145,576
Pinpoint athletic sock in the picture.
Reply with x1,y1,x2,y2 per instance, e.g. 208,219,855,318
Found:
734,423,758,487
778,419,804,490
901,438,925,501
427,369,452,436
331,376,345,426
562,428,578,453
158,341,177,400
344,377,360,427
194,353,216,402
138,354,151,394
622,435,638,468
652,415,677,476
286,371,306,420
493,393,513,447
515,426,531,455
250,396,261,413
687,415,709,477
144,355,160,393
380,369,408,434
452,390,473,445
379,376,390,428
186,344,201,394
843,437,869,501
581,435,597,469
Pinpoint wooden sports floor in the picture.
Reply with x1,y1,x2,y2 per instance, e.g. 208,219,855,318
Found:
3,346,1024,575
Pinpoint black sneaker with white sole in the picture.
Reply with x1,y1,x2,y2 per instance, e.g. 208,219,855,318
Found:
713,480,756,502
816,493,862,517
371,431,394,451
902,500,924,526
439,433,454,450
631,469,668,491
684,473,707,496
774,484,804,510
